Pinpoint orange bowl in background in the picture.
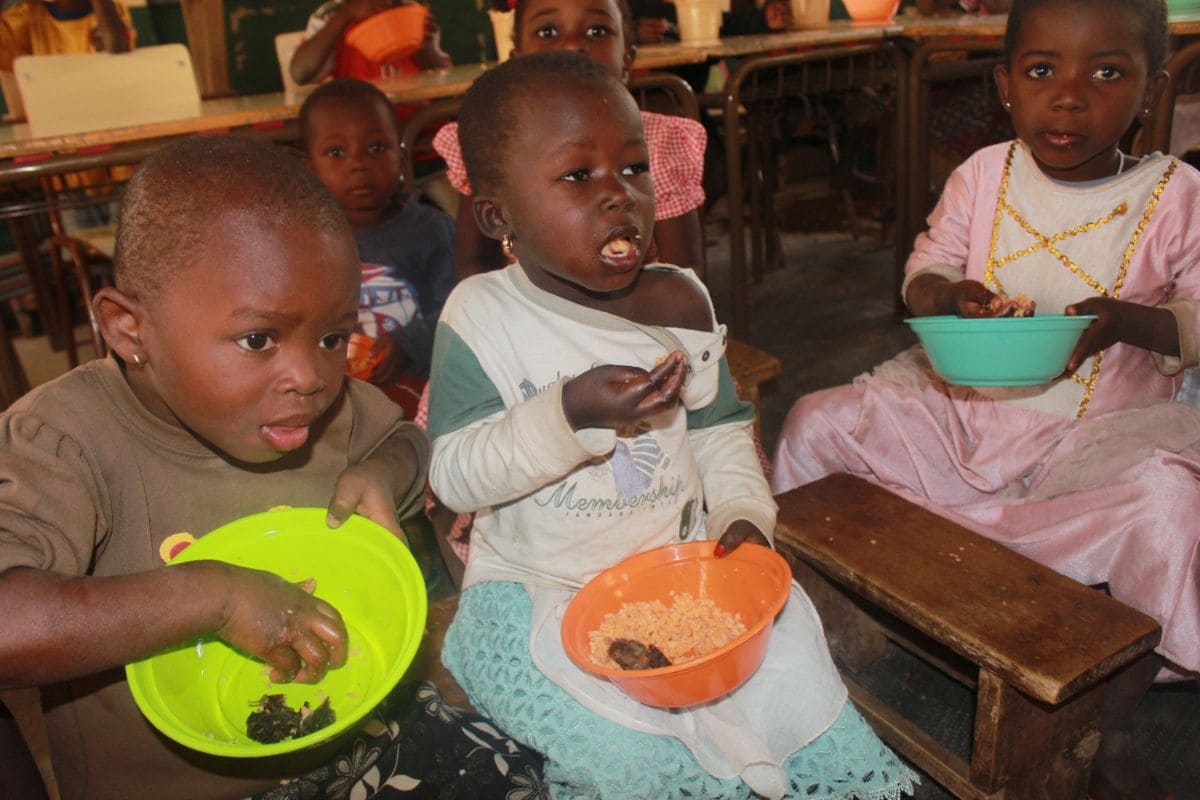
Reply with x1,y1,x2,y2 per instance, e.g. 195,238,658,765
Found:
841,0,900,21
343,5,428,65
561,540,792,708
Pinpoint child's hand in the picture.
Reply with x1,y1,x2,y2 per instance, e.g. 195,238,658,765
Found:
907,275,997,317
414,8,453,70
369,336,411,386
562,351,688,431
215,567,347,684
1063,297,1180,374
712,519,771,558
946,280,1003,317
637,17,672,44
763,0,793,30
328,430,425,538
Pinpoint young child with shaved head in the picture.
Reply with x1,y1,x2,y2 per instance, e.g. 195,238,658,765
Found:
0,136,542,800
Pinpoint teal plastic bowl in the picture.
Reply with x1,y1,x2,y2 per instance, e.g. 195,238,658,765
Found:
125,508,426,758
905,314,1097,387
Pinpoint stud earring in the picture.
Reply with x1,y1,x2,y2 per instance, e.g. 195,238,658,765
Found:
1004,100,1012,110
131,352,145,367
501,232,514,255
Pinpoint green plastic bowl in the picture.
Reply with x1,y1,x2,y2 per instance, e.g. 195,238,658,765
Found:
125,507,426,758
905,314,1097,387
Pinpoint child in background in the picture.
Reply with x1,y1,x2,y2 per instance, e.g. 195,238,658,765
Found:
771,2,1199,798
0,136,542,800
0,0,130,70
289,0,451,87
301,78,456,419
429,51,916,800
433,0,707,280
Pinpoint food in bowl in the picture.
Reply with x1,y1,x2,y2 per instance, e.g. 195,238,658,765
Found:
125,508,426,758
589,592,748,670
987,292,1036,318
905,314,1097,387
246,694,336,745
561,541,791,707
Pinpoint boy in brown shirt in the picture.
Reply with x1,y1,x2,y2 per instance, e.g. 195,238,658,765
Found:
0,136,540,800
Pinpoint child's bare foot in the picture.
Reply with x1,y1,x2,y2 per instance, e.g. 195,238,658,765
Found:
1088,730,1170,800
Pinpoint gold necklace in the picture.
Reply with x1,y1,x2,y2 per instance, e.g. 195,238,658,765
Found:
984,142,1177,418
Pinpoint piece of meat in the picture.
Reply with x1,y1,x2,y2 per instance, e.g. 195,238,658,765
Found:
987,292,1036,318
246,694,300,744
246,694,336,744
607,638,673,670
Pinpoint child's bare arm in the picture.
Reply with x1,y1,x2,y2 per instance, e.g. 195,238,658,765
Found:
0,561,345,688
327,425,428,537
562,351,688,431
1063,298,1180,373
89,0,130,53
651,212,704,273
453,199,506,281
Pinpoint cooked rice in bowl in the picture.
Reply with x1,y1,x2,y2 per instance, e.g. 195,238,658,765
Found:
588,592,747,669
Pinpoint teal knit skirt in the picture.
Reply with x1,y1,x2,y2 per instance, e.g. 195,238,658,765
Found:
443,580,918,800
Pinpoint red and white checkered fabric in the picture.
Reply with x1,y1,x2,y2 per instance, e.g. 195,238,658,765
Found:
432,110,706,220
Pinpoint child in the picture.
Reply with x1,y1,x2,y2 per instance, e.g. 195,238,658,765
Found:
432,0,707,280
771,2,1199,798
301,78,457,419
0,136,543,800
0,0,130,70
428,50,916,800
289,0,451,87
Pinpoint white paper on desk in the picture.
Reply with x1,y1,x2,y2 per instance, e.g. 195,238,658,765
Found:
528,582,847,800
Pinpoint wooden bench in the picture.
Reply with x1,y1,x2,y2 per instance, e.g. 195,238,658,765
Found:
774,474,1162,800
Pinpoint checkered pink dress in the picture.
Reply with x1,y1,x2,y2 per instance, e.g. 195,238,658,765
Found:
432,111,706,219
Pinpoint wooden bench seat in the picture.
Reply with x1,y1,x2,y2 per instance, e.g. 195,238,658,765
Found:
774,474,1162,800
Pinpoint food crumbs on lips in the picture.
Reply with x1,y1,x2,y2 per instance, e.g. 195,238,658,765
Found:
246,694,336,744
601,234,639,259
589,592,746,670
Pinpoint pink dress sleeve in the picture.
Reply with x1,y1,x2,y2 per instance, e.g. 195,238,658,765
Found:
432,122,471,196
642,111,706,220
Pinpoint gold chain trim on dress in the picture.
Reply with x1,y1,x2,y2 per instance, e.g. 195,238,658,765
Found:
984,142,1177,418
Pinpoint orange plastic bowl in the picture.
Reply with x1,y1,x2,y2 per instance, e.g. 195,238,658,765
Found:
561,540,791,708
343,5,428,65
841,0,900,21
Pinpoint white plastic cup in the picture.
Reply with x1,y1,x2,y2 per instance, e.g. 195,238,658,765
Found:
675,0,724,42
488,9,515,61
790,0,831,28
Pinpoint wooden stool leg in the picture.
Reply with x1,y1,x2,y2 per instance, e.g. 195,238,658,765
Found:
972,672,1103,799
0,321,29,410
786,556,888,672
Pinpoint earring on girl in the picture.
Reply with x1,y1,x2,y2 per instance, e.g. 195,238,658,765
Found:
501,232,514,255
1004,100,1012,110
130,353,145,367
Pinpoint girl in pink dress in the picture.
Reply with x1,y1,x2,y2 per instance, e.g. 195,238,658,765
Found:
432,0,707,281
771,2,1198,798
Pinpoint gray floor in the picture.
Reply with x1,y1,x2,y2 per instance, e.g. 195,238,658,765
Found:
700,198,1200,800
